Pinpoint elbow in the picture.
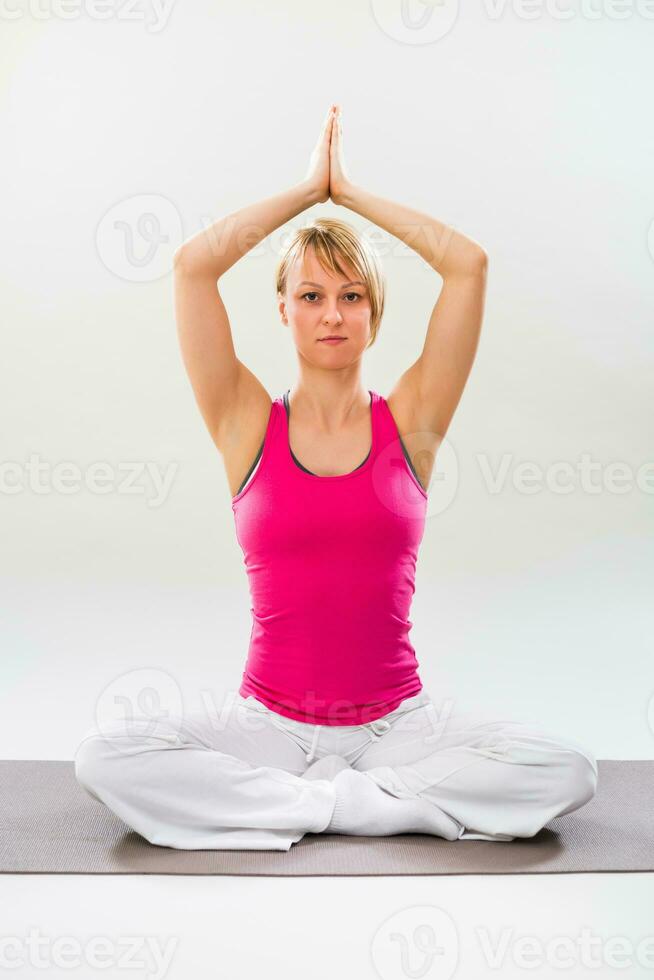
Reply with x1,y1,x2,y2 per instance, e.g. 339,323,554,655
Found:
173,245,190,273
472,247,489,273
173,245,223,281
443,246,488,280
444,247,487,281
173,245,205,276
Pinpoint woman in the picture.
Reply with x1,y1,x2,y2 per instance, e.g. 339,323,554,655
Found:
74,105,598,851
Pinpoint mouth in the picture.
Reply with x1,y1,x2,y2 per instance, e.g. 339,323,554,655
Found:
319,336,347,343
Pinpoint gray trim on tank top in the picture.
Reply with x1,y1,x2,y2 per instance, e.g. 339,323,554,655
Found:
235,389,421,495
282,390,370,476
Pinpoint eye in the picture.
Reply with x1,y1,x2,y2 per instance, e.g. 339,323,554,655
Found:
300,292,362,302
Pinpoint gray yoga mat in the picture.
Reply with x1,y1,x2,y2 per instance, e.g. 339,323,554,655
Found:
0,760,650,876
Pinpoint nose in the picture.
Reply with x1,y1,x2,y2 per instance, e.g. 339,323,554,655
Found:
323,305,343,324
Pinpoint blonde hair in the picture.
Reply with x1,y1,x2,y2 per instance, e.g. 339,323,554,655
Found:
275,217,385,350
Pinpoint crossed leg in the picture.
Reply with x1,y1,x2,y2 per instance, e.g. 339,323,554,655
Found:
352,699,599,840
73,701,337,851
74,695,598,849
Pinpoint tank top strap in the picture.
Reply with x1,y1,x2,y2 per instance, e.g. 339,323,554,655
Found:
245,394,285,482
272,390,393,453
267,394,286,453
371,390,400,453
277,389,380,475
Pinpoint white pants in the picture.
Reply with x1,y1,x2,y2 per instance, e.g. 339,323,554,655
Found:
73,690,599,851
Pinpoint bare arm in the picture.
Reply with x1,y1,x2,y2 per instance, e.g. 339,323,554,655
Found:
337,184,486,278
338,182,487,440
173,180,322,280
338,187,488,437
329,106,487,442
173,180,321,448
173,107,336,453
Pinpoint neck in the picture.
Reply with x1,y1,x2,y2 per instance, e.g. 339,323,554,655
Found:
287,383,371,433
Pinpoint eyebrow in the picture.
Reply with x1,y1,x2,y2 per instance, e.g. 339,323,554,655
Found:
296,280,366,289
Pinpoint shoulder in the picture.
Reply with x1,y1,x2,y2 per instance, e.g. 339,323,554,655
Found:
376,388,413,442
215,371,279,497
377,386,436,494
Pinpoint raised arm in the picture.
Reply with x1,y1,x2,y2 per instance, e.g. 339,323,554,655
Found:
329,106,488,443
173,181,320,449
173,106,336,450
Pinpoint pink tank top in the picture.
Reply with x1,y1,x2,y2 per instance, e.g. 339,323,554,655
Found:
231,390,428,726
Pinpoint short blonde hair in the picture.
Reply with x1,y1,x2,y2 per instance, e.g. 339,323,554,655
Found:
275,217,385,350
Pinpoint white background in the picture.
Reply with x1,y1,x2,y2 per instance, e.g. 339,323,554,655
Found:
1,2,652,978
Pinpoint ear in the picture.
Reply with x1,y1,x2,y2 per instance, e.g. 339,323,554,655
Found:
278,294,288,325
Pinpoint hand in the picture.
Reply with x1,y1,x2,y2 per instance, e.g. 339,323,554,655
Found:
303,104,336,204
329,105,353,205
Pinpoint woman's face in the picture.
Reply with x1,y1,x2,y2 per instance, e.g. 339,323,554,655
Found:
279,248,372,362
